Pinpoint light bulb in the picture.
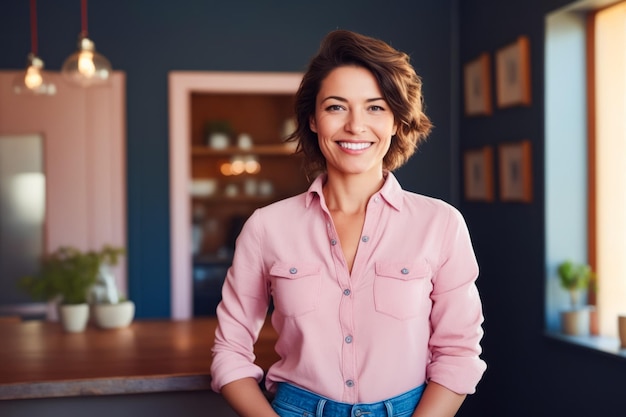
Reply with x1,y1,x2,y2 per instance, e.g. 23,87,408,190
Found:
13,54,56,96
244,156,261,174
62,36,111,87
220,162,232,176
78,50,96,77
24,65,43,89
230,158,245,176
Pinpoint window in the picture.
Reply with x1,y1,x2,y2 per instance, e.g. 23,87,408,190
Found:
590,1,626,338
545,0,626,346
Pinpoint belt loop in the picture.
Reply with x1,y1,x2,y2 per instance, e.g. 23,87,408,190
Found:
384,400,394,417
316,399,327,417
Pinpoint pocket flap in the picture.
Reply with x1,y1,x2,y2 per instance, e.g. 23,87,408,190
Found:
375,261,431,281
270,262,320,279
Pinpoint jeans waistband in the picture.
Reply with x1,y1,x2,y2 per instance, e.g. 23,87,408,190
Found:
272,383,425,417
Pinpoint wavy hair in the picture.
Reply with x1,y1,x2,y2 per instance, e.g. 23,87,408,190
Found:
286,30,433,178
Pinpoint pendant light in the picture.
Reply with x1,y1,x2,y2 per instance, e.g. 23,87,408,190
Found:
61,0,111,87
13,0,56,96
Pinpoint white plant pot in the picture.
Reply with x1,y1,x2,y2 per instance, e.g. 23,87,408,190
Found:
560,308,590,336
93,301,135,329
59,304,90,333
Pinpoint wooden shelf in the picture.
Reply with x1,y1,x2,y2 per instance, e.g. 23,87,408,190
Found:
191,144,296,156
191,194,275,204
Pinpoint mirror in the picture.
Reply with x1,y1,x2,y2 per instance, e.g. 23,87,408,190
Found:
0,134,46,318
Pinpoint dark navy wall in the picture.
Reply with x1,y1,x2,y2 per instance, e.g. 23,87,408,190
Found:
0,1,458,317
458,0,626,416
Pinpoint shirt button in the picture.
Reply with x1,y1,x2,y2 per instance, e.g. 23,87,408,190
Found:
361,236,369,243
343,289,351,296
346,380,354,387
331,239,337,246
345,335,353,344
401,268,409,274
374,196,380,203
289,267,297,274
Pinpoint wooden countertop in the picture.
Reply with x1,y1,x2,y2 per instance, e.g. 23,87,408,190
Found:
0,317,279,400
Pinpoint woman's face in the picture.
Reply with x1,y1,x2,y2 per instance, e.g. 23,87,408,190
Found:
309,65,397,179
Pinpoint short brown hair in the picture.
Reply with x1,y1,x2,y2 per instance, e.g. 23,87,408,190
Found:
287,30,432,178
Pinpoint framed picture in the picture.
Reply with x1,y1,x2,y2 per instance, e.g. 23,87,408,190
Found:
498,140,532,202
463,146,494,202
496,36,531,108
463,53,492,116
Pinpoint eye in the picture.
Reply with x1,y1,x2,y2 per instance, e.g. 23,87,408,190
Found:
325,104,345,112
369,104,386,112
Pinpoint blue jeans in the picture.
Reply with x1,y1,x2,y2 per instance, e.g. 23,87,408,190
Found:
271,383,425,417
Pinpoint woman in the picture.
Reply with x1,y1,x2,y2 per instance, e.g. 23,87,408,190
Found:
211,29,486,417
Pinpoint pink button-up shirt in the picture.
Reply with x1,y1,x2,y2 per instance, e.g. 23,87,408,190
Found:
210,172,486,403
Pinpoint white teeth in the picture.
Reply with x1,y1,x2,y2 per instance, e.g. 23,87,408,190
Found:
338,142,372,150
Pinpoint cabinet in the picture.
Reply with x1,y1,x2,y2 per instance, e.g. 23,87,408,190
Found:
190,92,308,259
169,71,304,319
188,88,308,315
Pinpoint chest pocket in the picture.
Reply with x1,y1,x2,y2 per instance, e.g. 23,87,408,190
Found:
374,261,432,320
270,262,321,317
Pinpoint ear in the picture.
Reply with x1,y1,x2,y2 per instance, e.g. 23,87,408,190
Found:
392,124,398,136
309,115,317,133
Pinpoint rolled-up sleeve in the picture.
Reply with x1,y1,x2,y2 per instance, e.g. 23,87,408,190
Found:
426,207,487,394
210,210,271,392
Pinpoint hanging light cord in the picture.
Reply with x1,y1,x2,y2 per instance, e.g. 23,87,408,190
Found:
30,0,38,55
81,0,88,38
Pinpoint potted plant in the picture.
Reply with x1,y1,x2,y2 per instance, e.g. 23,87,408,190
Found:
205,119,234,149
89,259,135,329
557,260,594,336
19,245,125,332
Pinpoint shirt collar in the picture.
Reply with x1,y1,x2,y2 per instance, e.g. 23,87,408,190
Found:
304,171,404,211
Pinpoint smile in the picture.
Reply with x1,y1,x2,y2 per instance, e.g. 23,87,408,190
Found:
338,142,372,150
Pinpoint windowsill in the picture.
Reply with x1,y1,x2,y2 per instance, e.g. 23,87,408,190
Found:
545,331,626,360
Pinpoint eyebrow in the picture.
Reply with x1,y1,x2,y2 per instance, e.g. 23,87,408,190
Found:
320,96,386,104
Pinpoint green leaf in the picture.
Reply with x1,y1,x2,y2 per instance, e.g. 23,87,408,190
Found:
17,245,125,305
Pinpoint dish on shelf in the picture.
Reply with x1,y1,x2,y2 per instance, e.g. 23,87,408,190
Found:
190,179,218,197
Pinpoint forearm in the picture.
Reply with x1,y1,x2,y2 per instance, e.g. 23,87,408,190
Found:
220,377,279,417
412,381,466,417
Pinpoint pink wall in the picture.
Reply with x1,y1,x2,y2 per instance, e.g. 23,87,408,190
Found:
0,71,127,295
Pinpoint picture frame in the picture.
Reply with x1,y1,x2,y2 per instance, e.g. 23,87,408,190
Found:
495,36,531,108
498,140,532,202
463,146,494,202
463,53,492,116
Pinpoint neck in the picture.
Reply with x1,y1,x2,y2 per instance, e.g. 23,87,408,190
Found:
323,170,385,215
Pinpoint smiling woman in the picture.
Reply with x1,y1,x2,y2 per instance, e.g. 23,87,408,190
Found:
211,29,486,417
309,65,397,181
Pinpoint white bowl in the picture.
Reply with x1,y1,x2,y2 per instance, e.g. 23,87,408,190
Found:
190,179,218,197
93,301,135,329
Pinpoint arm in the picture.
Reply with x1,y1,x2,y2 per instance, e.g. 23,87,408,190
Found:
412,382,466,417
221,377,279,417
426,207,486,396
210,211,272,393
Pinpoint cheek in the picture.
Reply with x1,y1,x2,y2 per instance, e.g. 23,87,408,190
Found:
377,120,397,138
312,117,339,138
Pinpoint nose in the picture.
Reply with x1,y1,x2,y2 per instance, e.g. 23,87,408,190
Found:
345,110,366,133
